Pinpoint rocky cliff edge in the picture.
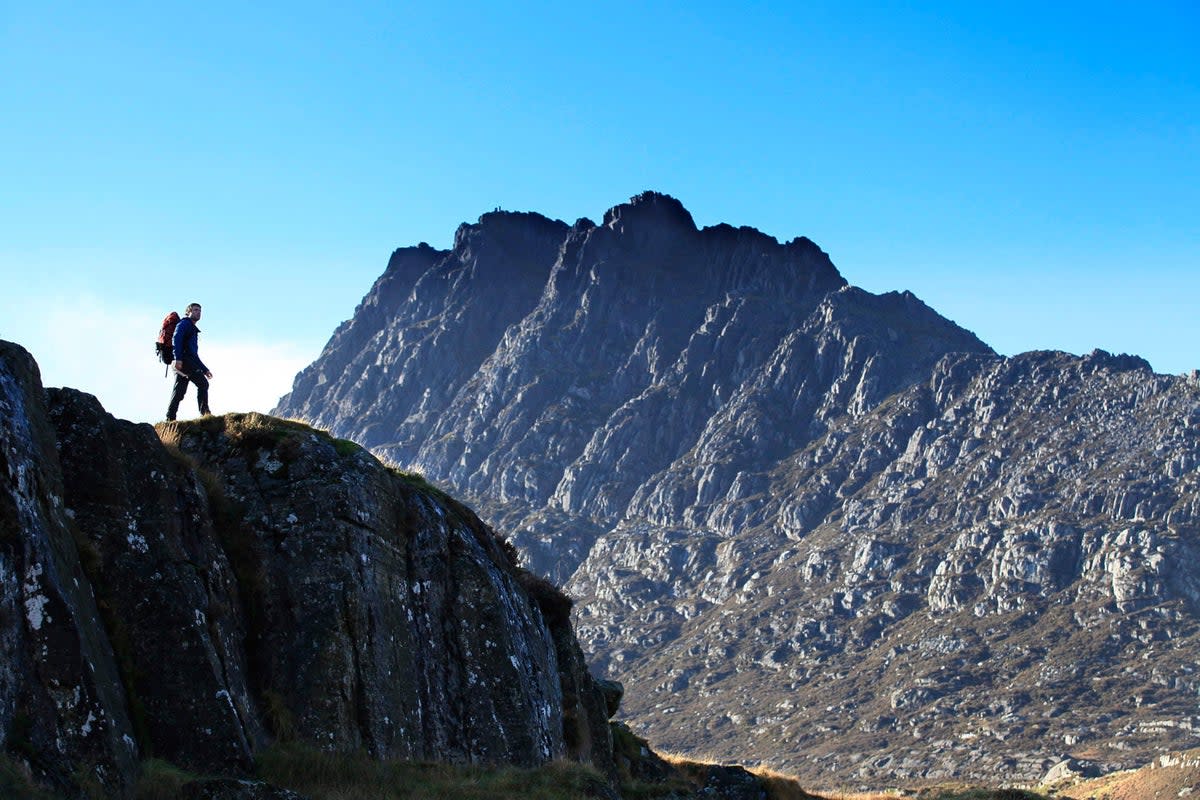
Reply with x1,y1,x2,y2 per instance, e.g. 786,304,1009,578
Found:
0,340,621,798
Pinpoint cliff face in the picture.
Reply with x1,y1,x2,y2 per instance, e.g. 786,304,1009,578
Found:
1,345,138,796
1,340,617,798
274,192,1200,785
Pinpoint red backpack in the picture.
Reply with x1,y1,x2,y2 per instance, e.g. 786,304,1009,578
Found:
156,312,180,364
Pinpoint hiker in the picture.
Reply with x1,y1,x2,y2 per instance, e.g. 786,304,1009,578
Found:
165,302,213,420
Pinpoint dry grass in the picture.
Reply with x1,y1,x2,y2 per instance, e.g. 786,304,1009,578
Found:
255,744,614,800
157,412,360,455
752,765,838,800
1052,748,1200,800
651,751,826,800
133,759,199,800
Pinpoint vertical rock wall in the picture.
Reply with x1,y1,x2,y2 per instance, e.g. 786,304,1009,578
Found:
47,387,265,774
0,342,138,796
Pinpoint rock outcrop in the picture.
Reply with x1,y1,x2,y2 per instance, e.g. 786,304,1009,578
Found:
274,192,1200,785
1,340,619,797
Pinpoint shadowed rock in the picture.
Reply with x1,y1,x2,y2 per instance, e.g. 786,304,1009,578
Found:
0,341,138,796
1,339,620,797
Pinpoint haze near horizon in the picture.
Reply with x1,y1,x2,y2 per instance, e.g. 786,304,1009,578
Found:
1,2,1196,424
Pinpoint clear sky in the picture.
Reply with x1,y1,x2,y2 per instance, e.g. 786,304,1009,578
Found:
2,2,1197,425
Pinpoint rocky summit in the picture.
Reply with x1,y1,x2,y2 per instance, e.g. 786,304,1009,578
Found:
276,191,1200,786
0,340,622,798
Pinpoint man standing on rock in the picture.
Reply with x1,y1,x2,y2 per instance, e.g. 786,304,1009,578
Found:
165,302,213,421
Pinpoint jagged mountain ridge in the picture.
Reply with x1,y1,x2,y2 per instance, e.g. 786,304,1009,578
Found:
279,192,993,583
275,192,1200,785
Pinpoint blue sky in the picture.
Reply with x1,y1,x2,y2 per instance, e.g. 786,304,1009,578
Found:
2,1,1197,424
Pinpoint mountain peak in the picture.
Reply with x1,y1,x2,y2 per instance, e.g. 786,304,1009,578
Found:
602,190,697,231
452,208,570,252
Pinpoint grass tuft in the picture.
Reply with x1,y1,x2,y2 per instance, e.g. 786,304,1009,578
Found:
750,766,825,800
518,569,575,627
157,413,369,465
133,759,201,800
261,690,298,743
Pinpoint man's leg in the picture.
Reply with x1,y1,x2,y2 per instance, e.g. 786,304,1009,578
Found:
166,373,189,420
194,373,211,415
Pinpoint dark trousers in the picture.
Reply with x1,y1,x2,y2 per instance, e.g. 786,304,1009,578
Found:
166,370,210,420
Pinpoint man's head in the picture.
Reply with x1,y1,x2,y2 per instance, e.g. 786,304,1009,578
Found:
185,303,202,321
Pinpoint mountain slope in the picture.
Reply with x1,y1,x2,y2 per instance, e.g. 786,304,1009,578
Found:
573,349,1200,782
274,192,1200,785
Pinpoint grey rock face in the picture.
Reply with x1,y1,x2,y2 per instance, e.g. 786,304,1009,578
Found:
162,414,569,767
279,212,570,456
0,342,138,796
47,387,265,774
572,350,1200,783
274,193,1200,785
1,339,619,797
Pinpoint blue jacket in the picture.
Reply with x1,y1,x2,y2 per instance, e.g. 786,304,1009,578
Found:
172,317,208,374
